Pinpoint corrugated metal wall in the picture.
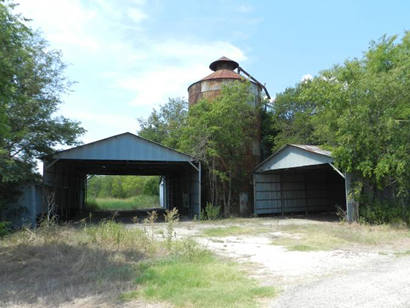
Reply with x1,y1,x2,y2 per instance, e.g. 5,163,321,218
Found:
1,184,44,227
254,166,345,215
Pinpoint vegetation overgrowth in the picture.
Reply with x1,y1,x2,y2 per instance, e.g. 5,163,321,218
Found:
0,212,275,307
139,32,410,223
0,2,84,212
86,195,160,211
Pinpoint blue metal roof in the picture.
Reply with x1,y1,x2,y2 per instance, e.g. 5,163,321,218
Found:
47,132,195,162
255,144,333,173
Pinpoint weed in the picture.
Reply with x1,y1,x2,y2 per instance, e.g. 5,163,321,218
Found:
164,208,179,251
144,210,158,242
201,202,221,220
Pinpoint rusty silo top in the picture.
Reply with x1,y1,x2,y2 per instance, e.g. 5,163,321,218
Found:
200,69,243,81
209,56,239,71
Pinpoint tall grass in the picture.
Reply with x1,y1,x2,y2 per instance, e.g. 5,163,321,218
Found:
86,194,160,211
0,216,275,307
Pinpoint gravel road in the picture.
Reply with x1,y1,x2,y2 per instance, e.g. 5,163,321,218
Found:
270,255,410,308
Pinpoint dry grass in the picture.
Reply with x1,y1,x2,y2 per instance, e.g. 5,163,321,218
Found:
199,218,410,252
272,222,410,251
0,221,156,307
0,217,275,308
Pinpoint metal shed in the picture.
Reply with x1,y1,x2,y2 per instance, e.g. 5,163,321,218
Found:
253,144,346,216
42,132,201,219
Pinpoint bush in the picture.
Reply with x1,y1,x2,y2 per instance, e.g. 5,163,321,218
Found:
200,202,221,220
360,201,410,226
0,221,11,238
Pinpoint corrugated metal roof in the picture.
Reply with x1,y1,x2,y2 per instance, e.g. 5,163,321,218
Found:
201,69,243,81
254,144,333,173
44,132,195,162
290,144,332,157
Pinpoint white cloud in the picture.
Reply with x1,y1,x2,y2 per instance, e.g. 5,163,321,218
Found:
114,40,247,108
61,109,138,143
127,8,147,23
17,0,100,51
15,0,248,141
301,74,313,82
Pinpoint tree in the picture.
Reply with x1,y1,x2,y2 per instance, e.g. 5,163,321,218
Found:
138,98,188,149
270,84,322,151
0,2,85,208
180,81,258,215
270,33,410,218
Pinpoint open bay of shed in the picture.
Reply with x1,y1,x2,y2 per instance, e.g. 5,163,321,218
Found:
254,145,347,216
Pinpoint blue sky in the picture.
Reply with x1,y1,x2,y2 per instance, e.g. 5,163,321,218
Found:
16,0,409,145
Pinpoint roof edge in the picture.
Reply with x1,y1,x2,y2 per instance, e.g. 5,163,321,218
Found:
254,144,332,172
42,132,196,161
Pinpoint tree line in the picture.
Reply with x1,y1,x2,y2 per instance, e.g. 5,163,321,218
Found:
87,176,159,199
0,0,408,223
139,33,409,222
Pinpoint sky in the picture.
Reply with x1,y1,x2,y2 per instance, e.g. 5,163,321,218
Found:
15,0,410,145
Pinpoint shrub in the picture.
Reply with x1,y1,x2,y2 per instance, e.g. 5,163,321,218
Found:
200,202,221,220
0,221,11,238
360,201,410,226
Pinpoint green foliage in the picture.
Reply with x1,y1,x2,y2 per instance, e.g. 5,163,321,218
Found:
180,81,259,214
269,32,410,214
200,202,221,220
359,201,410,226
0,221,10,237
0,2,84,209
86,195,160,211
138,98,188,149
87,175,159,199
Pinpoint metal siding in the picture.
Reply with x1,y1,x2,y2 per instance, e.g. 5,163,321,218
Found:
255,166,344,215
53,133,193,162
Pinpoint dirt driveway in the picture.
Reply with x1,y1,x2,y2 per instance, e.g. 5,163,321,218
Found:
145,217,410,307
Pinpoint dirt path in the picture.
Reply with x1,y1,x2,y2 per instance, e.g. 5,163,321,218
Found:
271,255,410,308
165,218,410,308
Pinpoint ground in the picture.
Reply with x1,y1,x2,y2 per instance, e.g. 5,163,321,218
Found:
1,216,409,307
133,216,410,308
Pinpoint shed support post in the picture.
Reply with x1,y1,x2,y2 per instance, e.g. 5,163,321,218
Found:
345,173,359,223
280,173,284,216
198,162,201,219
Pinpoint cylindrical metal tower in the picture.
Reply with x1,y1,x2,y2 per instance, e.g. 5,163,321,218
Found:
187,56,268,216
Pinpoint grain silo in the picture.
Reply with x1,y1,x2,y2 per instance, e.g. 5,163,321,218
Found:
188,56,270,216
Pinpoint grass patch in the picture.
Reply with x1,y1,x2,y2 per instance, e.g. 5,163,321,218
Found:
123,243,274,307
202,225,269,237
86,195,160,211
273,223,410,251
1,218,274,307
394,250,410,257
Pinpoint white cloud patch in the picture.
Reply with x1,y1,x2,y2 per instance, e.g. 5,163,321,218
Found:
301,74,313,82
16,0,248,142
17,0,100,51
127,8,147,23
114,40,247,107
